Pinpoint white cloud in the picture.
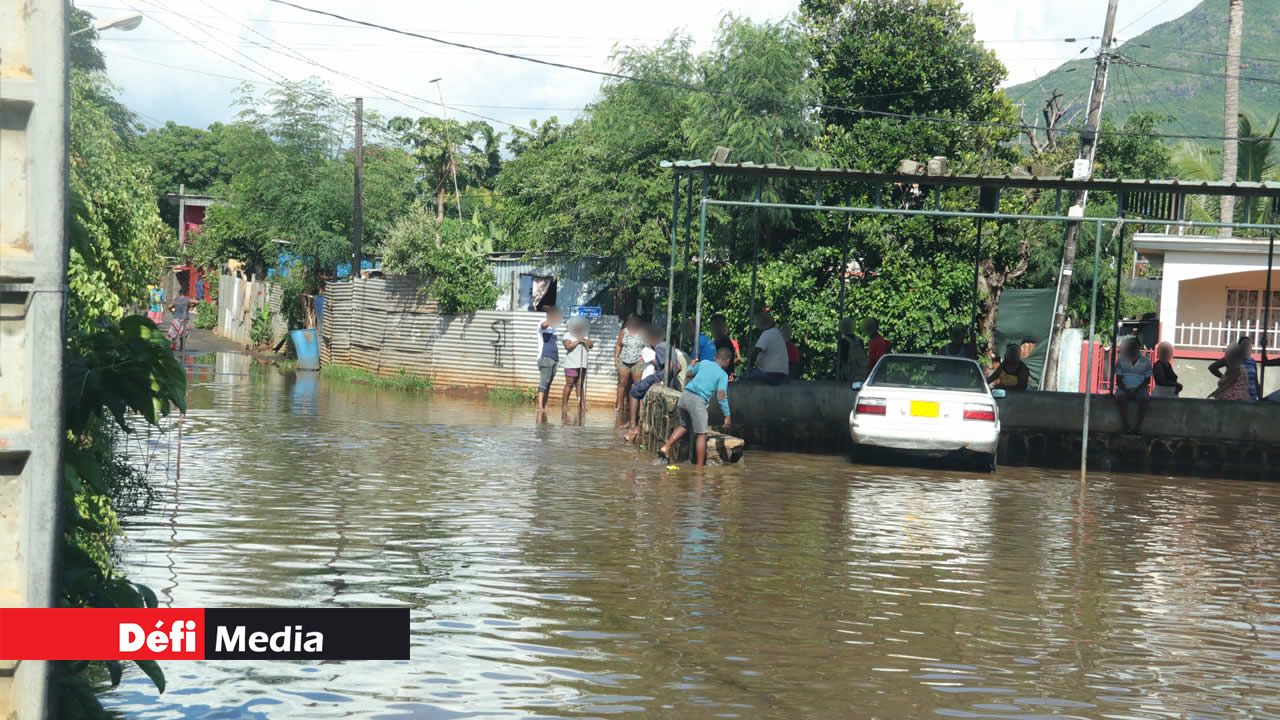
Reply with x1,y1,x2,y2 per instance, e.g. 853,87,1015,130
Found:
84,0,1205,132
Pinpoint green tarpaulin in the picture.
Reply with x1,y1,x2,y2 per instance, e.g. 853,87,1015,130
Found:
994,288,1056,388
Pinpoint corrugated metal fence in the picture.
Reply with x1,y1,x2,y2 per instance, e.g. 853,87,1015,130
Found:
217,273,287,346
322,277,621,404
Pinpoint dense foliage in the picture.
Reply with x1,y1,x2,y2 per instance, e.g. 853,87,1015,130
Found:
380,209,501,313
125,0,1230,376
60,12,185,715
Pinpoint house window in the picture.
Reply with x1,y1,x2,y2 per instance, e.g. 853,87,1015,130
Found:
517,274,558,311
1225,288,1280,325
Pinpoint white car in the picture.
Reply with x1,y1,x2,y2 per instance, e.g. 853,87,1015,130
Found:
848,353,1004,472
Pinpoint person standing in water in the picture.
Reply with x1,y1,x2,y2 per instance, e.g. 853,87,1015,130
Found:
561,316,594,414
614,313,646,415
536,306,562,415
167,293,193,352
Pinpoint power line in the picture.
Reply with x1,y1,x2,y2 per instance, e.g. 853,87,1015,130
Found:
1119,54,1280,88
1132,43,1280,67
263,0,1263,144
1118,0,1174,34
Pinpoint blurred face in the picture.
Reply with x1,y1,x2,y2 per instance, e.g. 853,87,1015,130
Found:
682,319,696,337
626,314,640,330
1124,339,1140,358
950,328,965,344
712,318,728,336
1157,343,1172,361
1241,338,1254,354
862,319,877,335
547,309,561,324
716,350,733,369
1005,346,1020,364
839,319,853,335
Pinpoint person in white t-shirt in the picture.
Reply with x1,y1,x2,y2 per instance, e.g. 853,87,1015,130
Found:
560,316,594,413
745,311,789,385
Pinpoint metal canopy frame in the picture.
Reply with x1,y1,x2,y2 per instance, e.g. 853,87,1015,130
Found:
660,161,1280,480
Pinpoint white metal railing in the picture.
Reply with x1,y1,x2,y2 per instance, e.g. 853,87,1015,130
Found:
1174,321,1280,350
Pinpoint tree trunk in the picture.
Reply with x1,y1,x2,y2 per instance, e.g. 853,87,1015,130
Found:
1220,0,1244,236
436,179,447,225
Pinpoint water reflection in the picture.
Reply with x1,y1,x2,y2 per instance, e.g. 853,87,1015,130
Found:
105,354,1280,718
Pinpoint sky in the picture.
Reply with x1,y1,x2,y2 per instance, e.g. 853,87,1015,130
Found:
83,0,1206,133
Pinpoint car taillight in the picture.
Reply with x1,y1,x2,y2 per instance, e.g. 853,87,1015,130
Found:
855,398,887,416
963,403,996,422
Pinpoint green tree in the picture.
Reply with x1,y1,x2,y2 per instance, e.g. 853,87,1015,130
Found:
387,115,502,222
801,0,1018,169
68,71,168,329
380,207,500,313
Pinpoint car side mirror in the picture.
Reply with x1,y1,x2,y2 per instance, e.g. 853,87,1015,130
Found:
991,388,1007,399
850,381,863,391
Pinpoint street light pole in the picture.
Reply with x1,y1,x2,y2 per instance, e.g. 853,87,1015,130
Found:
429,78,464,223
70,12,143,36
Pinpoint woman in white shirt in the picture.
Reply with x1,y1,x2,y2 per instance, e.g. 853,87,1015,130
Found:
560,317,594,413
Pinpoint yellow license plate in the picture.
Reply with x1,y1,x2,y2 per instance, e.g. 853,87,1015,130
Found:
910,400,940,418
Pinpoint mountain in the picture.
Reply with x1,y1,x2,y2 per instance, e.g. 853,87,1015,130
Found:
1003,0,1280,143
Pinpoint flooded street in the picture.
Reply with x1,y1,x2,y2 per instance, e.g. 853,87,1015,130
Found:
105,356,1280,719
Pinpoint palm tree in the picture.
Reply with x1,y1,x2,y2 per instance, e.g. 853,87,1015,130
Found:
1220,0,1245,235
1175,111,1280,229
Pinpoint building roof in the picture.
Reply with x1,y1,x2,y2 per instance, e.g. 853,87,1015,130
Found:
165,192,218,207
661,161,1280,199
1133,233,1278,255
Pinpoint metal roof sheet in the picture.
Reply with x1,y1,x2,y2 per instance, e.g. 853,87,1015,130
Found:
660,160,1280,198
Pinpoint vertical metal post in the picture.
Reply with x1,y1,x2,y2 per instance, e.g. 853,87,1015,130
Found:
678,174,693,349
1263,232,1276,391
663,175,680,386
973,218,983,342
1112,210,1125,348
693,173,710,358
836,216,851,378
1080,221,1104,483
746,177,764,349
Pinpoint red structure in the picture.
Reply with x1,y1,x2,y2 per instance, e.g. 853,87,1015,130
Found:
167,190,216,300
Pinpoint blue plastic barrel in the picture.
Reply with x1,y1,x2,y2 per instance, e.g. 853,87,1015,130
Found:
291,328,320,371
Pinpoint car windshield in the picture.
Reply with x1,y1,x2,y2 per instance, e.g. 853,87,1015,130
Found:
868,356,987,393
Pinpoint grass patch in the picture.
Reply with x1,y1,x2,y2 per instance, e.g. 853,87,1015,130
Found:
275,359,298,372
320,364,433,392
488,386,537,404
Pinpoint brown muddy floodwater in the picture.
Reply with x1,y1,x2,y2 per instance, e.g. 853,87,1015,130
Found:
104,354,1280,719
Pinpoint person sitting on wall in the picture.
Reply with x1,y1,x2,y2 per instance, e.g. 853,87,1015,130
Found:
1210,335,1260,401
745,311,789,385
1152,341,1183,398
1113,335,1153,434
781,324,802,379
657,346,733,467
987,343,1030,391
837,317,868,382
938,326,978,361
710,313,740,379
864,318,892,375
681,317,718,363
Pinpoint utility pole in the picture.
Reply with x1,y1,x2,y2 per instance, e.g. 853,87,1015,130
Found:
352,97,364,278
430,78,465,223
1220,0,1244,236
1041,0,1120,391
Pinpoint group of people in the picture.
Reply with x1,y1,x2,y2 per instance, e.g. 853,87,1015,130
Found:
1112,334,1278,434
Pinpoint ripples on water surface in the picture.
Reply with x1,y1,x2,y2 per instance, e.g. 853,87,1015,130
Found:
104,355,1280,719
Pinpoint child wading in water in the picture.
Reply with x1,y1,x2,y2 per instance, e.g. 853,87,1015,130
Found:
658,347,733,467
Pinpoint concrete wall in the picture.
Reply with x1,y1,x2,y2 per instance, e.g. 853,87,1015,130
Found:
322,277,622,405
679,380,1280,478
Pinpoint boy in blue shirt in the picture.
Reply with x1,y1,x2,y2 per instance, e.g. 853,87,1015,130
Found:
658,347,733,467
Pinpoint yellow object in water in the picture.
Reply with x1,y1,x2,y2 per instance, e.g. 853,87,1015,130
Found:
666,465,680,472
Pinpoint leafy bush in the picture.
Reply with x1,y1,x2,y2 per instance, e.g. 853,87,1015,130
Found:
194,301,217,329
59,316,187,716
250,306,272,346
380,209,500,314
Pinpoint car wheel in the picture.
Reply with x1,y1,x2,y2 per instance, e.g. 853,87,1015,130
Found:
976,452,997,473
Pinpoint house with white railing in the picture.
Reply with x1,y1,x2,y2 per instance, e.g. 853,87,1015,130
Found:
1135,233,1280,356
